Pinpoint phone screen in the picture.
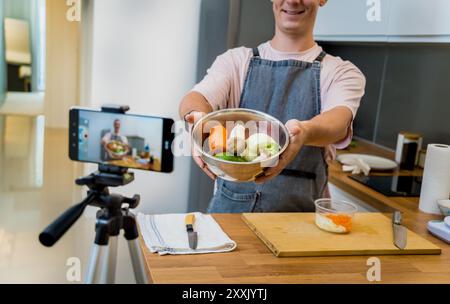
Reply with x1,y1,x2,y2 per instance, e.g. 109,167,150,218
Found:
70,108,173,172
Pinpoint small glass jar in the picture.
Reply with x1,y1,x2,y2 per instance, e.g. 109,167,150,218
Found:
314,198,358,234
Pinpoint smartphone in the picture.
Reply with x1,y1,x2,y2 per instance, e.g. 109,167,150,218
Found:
69,107,174,173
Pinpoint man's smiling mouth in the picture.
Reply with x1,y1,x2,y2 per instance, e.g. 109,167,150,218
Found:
281,9,306,15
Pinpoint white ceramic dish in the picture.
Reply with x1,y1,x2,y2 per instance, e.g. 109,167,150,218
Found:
337,153,398,171
437,199,450,216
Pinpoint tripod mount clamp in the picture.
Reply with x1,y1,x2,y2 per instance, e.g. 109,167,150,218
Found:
101,104,130,114
76,164,134,188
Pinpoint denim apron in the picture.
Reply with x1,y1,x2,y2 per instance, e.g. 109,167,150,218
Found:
207,47,328,213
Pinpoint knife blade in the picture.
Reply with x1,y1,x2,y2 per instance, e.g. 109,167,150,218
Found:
392,211,407,249
185,213,198,250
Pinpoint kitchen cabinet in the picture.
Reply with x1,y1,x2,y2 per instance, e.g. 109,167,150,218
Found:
314,0,391,42
387,0,450,42
315,0,450,43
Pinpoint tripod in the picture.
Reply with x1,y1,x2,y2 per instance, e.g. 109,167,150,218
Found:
39,165,148,284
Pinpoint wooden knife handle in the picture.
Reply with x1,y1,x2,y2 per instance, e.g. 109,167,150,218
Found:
185,213,195,226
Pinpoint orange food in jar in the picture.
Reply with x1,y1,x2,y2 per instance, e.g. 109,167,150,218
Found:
209,125,227,153
326,213,352,232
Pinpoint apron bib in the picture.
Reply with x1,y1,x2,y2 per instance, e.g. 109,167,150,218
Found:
208,47,328,213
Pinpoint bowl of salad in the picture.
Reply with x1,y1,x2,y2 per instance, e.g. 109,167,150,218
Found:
105,140,130,159
191,108,290,182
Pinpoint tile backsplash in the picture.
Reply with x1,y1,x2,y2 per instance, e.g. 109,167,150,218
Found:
321,42,450,149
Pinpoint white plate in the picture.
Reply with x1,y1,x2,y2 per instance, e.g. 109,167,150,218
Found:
336,153,398,170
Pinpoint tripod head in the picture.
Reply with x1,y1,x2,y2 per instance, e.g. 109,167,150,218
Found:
39,165,140,247
77,164,134,188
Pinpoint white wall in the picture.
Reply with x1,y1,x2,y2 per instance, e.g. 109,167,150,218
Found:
45,0,80,128
83,0,201,214
0,0,5,105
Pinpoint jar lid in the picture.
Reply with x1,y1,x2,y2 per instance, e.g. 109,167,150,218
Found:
400,132,421,140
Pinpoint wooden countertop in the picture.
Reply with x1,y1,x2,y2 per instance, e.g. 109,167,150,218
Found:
139,139,450,284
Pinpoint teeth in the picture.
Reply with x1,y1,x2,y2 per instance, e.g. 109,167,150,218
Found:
283,9,302,15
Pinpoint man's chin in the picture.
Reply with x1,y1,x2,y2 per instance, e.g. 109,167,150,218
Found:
278,24,306,35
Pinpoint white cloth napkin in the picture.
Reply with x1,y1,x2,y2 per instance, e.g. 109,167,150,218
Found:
137,212,237,255
341,157,371,175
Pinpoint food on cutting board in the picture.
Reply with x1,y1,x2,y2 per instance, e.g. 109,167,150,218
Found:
315,213,352,233
208,123,281,162
314,198,357,234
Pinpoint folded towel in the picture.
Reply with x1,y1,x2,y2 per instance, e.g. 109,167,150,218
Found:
137,212,237,255
341,158,371,176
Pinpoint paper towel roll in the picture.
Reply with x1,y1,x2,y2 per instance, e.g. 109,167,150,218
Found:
419,144,450,214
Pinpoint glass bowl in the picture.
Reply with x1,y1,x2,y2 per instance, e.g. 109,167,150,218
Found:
314,198,358,234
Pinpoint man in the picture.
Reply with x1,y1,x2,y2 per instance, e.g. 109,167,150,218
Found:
101,119,129,160
179,0,365,213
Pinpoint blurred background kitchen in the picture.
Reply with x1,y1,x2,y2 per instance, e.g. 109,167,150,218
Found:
0,0,449,283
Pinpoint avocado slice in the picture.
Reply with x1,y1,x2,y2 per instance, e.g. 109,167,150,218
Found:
214,152,247,162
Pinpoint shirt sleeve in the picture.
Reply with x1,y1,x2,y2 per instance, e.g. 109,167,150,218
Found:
322,61,366,149
102,133,111,143
191,50,235,110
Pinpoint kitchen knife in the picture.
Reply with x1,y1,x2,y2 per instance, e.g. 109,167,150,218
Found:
393,211,407,249
185,213,198,250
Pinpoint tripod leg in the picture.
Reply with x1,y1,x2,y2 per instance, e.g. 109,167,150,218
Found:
106,236,118,283
85,244,110,284
122,211,149,284
85,243,99,283
127,238,149,284
85,219,114,284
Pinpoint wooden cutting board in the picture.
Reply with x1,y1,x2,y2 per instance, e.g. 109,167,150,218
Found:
242,213,441,257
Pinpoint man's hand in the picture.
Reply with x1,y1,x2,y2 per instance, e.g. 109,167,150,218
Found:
184,111,205,126
179,91,216,179
186,111,217,180
255,119,307,184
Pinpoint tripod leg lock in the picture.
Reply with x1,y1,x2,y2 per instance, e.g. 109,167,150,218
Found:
124,194,140,209
94,222,111,246
123,212,140,241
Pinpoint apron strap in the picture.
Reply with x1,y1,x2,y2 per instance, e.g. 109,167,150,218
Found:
280,169,317,180
314,51,326,63
252,47,260,57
